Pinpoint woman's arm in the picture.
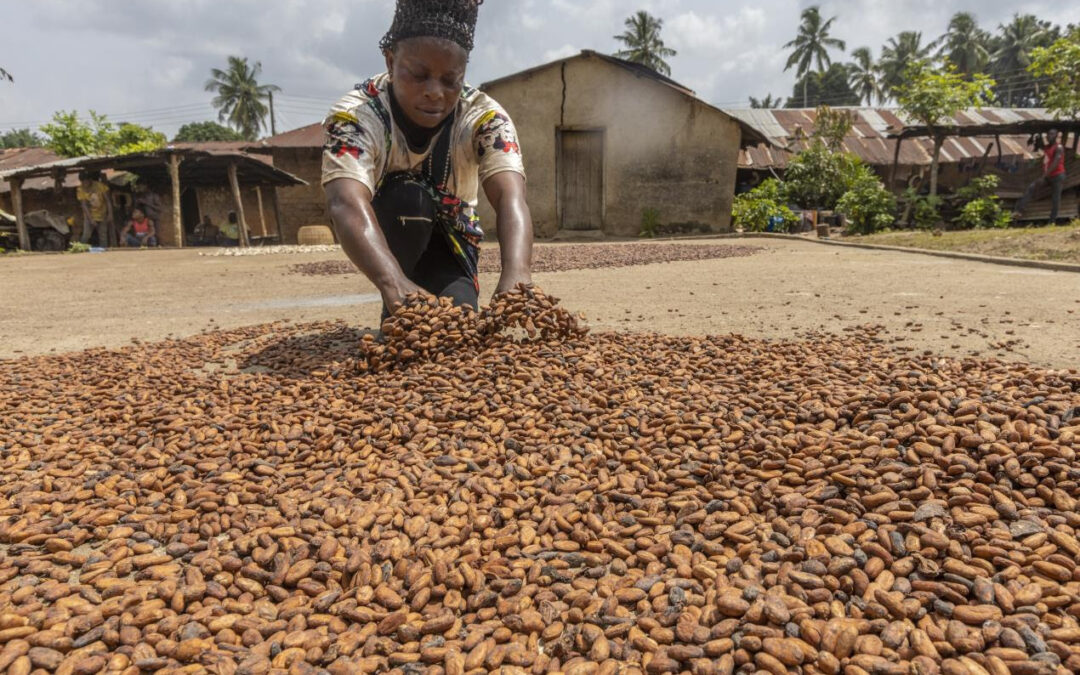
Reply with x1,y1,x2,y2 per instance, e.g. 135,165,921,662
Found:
483,171,533,296
325,178,426,309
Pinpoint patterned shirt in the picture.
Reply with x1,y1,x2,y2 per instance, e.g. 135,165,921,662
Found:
321,74,525,214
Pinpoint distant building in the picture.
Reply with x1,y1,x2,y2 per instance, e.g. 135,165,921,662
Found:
726,107,1079,222
478,51,770,237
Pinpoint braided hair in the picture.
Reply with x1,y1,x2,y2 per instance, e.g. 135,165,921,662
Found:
380,0,483,54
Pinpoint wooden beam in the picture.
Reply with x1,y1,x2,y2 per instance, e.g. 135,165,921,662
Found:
228,163,251,247
10,178,29,251
888,138,903,191
270,188,285,243
168,154,183,247
255,186,268,237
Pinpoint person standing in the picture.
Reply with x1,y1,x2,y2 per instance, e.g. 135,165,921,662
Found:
77,171,114,247
1014,129,1067,224
322,0,533,315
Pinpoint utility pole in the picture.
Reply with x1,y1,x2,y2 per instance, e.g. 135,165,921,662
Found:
269,92,277,136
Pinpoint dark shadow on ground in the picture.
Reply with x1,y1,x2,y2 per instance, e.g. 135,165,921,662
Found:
238,325,377,379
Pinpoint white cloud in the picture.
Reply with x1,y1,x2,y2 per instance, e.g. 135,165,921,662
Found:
2,0,1080,137
543,45,580,62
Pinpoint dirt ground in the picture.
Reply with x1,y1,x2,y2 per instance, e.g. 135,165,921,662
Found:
1,237,1078,369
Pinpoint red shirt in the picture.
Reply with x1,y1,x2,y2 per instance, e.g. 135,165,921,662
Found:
131,217,151,235
1044,143,1065,177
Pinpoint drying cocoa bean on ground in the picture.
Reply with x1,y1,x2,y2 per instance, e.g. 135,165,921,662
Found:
289,243,760,278
1,287,1079,675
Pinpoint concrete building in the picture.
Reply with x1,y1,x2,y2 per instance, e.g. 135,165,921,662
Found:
477,51,769,237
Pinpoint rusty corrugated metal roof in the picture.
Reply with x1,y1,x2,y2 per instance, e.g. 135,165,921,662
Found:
0,148,74,193
726,107,1058,170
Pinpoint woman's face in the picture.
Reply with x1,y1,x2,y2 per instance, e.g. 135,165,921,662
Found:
386,37,467,129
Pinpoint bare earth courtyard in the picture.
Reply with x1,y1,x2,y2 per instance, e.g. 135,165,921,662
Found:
1,237,1077,369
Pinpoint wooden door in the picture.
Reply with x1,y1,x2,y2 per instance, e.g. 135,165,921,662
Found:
558,130,604,231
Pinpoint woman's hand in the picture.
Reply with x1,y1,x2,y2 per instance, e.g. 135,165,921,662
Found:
380,276,430,311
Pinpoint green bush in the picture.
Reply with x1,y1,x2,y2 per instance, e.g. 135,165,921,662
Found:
957,198,1011,229
782,139,877,210
733,180,798,232
903,189,944,230
836,177,897,235
953,175,1011,229
639,207,662,238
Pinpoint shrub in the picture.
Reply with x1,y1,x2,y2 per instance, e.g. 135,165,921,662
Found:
957,198,1011,229
733,180,798,233
836,177,897,235
66,241,90,254
909,193,944,230
953,175,1010,229
639,208,662,238
782,140,875,210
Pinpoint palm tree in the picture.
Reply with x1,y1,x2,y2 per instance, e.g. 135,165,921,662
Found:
991,14,1045,105
749,94,782,109
784,6,847,108
1,68,11,83
847,47,881,105
878,31,933,101
937,12,990,75
613,11,677,77
205,56,280,141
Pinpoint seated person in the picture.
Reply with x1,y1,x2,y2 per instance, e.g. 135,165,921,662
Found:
120,208,158,247
217,212,240,246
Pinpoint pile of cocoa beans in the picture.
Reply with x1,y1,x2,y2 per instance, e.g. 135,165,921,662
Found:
364,286,587,372
289,243,760,278
0,294,1079,675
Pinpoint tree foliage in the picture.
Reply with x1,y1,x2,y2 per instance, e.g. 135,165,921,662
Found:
205,56,280,141
749,94,782,109
1029,28,1080,120
0,67,11,83
937,12,991,75
613,11,677,77
1,129,45,149
174,121,245,143
847,47,881,105
879,31,934,101
785,63,860,108
811,105,856,152
782,139,871,210
784,6,846,107
39,111,166,158
732,180,798,233
894,62,994,196
836,177,897,235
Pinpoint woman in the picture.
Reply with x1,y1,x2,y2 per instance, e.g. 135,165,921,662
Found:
322,0,532,314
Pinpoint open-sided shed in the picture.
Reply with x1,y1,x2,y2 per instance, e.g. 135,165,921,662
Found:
1,148,306,249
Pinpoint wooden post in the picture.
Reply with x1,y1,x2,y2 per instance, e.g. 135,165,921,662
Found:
10,178,30,251
271,189,285,243
255,186,268,237
889,137,903,191
168,154,183,247
228,163,251,247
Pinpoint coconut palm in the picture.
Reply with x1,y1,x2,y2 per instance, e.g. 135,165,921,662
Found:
749,94,782,109
990,14,1046,105
205,56,280,141
784,6,847,108
878,31,933,101
613,11,677,77
937,12,990,75
1,68,11,83
847,47,881,105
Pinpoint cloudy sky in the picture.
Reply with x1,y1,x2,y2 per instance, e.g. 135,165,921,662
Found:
2,0,1078,139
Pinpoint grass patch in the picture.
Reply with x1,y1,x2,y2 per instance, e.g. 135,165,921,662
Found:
847,221,1080,264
